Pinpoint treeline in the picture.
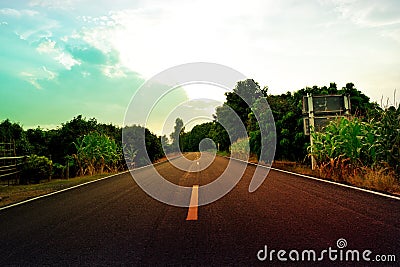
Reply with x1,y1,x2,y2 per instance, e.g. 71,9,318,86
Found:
179,80,380,160
0,115,164,182
1,79,398,184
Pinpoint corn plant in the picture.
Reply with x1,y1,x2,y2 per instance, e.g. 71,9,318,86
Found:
72,132,121,176
309,106,400,180
372,106,400,176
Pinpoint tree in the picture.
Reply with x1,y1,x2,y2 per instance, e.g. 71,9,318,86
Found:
170,118,184,152
180,122,214,152
209,122,230,152
0,119,30,155
123,125,164,167
224,79,263,127
339,83,373,117
161,135,171,154
26,127,48,156
49,115,98,165
215,104,246,142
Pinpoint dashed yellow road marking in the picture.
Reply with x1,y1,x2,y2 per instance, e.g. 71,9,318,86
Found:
186,185,199,221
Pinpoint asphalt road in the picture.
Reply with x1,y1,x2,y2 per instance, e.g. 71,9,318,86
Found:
0,152,399,266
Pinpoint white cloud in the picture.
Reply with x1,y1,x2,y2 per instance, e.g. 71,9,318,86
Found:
11,0,399,103
0,8,39,17
42,66,57,80
55,52,80,70
20,71,42,89
36,39,57,53
325,0,400,45
74,0,281,80
102,65,126,78
37,39,80,70
29,0,75,10
327,0,400,27
20,66,57,90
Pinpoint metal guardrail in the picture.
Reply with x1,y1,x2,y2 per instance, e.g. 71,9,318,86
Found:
0,156,25,184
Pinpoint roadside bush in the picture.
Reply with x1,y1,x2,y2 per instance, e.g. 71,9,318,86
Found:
52,163,65,178
21,155,52,184
230,138,250,161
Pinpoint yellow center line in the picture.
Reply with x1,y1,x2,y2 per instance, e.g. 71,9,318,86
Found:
186,185,199,221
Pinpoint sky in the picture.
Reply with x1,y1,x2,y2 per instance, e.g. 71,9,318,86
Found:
1,0,399,133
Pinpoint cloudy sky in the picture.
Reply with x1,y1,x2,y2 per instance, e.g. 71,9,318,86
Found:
1,0,399,132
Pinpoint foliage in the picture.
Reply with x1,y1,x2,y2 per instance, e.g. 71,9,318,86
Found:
1,80,393,184
180,121,230,153
0,119,30,155
52,163,66,179
248,98,276,163
170,118,184,152
208,122,230,151
26,127,49,156
123,125,164,167
372,106,400,175
309,107,399,180
181,122,214,152
224,79,265,125
21,155,52,184
230,138,250,161
215,104,245,142
73,132,121,176
46,115,98,165
180,80,376,164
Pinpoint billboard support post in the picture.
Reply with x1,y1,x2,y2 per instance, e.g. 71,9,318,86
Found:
307,94,317,170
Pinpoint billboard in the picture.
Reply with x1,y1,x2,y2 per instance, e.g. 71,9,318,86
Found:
303,95,351,135
303,95,350,115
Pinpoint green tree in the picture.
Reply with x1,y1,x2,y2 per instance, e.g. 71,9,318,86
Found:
181,122,214,152
224,79,263,127
123,125,164,167
0,119,30,155
26,127,48,156
339,83,373,117
209,122,230,152
170,118,184,152
48,115,98,165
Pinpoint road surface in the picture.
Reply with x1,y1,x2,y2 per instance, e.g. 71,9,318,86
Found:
0,153,399,265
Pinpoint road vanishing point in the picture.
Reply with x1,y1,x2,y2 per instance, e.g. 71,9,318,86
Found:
1,153,399,265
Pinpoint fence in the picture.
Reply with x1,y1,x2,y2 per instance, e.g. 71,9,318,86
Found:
0,141,24,185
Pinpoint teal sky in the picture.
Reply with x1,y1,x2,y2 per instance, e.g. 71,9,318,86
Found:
1,0,400,131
